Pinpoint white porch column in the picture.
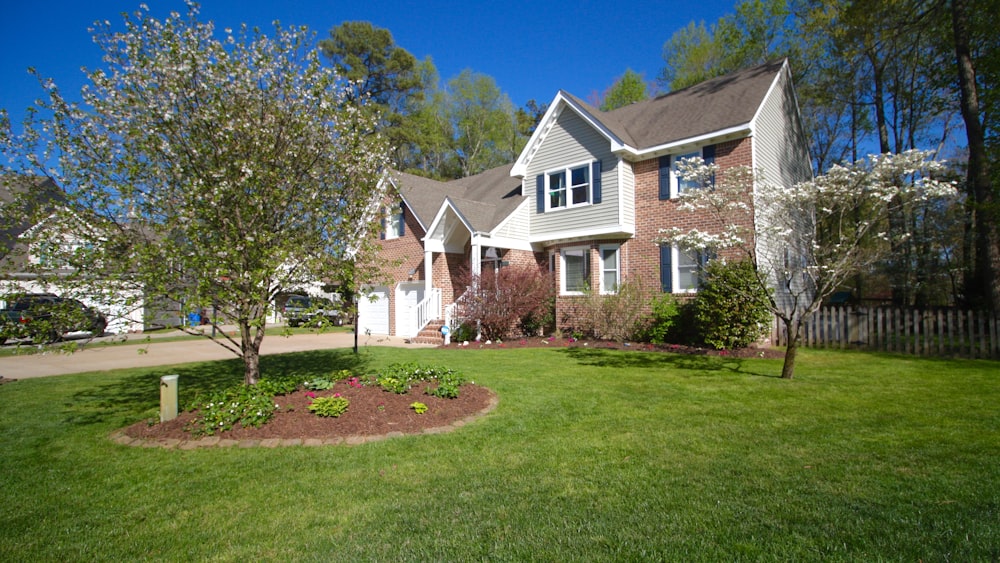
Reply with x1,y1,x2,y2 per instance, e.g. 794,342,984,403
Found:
471,242,482,276
424,249,433,293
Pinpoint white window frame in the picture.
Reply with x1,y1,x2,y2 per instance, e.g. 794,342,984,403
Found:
599,244,620,294
669,246,709,294
384,202,404,240
670,149,706,198
560,246,590,295
545,160,593,211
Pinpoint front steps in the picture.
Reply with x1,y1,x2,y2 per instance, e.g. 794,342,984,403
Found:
411,319,445,345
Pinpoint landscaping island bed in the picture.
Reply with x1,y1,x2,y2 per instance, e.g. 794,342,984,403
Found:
124,382,495,443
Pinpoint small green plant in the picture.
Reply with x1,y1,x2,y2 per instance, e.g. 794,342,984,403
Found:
368,362,467,398
409,402,428,414
308,395,350,417
642,293,679,344
191,376,300,436
303,377,335,390
426,371,466,399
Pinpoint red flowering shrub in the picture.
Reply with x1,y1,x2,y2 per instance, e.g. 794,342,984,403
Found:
454,265,555,341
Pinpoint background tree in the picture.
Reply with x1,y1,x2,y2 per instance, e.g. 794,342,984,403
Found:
950,0,1000,313
319,21,437,175
599,69,649,111
0,5,391,385
445,69,524,178
659,153,955,378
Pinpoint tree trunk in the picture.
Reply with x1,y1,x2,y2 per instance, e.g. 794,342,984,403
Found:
240,319,262,385
952,0,1000,313
780,319,800,380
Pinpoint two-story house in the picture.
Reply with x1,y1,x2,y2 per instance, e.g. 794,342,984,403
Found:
359,59,812,340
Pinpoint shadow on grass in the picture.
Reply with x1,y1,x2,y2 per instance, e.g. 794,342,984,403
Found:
558,347,780,378
63,349,372,427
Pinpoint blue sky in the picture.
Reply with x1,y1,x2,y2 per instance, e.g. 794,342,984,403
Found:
1,0,737,128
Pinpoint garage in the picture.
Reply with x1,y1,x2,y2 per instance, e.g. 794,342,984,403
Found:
357,286,390,335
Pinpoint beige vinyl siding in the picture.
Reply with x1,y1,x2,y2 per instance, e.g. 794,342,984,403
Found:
753,69,813,192
527,109,621,238
752,67,814,293
494,202,530,239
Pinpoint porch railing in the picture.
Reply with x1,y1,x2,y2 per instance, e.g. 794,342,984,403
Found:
410,288,441,337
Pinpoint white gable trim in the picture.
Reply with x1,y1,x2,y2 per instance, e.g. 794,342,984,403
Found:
511,92,634,177
748,59,791,135
423,197,475,242
386,176,428,233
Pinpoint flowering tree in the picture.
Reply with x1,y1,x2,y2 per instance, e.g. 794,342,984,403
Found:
0,4,391,384
658,151,955,379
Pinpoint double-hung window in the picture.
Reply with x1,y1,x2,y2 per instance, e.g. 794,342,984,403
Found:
381,202,405,240
561,247,590,294
658,144,716,200
547,162,590,211
599,245,620,294
659,245,713,293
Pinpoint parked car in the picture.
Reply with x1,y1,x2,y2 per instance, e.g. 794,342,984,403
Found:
282,294,342,327
0,293,108,344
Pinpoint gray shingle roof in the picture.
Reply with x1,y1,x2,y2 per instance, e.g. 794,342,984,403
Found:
392,163,524,233
569,59,786,151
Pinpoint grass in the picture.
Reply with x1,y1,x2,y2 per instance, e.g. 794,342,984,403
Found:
0,346,997,560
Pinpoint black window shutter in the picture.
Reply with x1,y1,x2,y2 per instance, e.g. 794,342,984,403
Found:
536,174,545,213
399,205,405,236
702,144,716,165
379,216,386,240
659,245,672,292
658,156,671,200
592,160,602,204
703,145,716,188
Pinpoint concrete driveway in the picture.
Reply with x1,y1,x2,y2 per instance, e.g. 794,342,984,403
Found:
0,329,431,379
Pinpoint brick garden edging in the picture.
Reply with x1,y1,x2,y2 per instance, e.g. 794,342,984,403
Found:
110,394,499,449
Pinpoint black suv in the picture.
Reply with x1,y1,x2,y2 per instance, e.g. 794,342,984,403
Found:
1,293,108,344
282,294,342,327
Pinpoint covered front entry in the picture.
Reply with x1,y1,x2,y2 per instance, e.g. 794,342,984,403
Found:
395,282,425,337
358,286,390,335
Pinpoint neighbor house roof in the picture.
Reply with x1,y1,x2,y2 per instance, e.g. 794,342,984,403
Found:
0,175,64,255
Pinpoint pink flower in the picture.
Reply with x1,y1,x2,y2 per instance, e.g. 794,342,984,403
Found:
305,391,316,399
333,392,342,398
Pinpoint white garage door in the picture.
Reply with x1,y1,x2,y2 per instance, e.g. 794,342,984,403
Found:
358,286,390,335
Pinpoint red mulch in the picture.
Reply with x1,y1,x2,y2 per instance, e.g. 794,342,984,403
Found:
123,382,495,442
124,339,779,443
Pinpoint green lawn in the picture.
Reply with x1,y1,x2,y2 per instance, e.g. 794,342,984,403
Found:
1,346,997,560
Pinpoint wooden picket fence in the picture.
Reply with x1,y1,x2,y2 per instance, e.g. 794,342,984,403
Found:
771,306,1000,359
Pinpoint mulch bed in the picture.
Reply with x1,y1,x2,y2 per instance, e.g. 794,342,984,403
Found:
123,383,495,442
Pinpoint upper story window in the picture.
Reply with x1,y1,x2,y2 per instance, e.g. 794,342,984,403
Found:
381,202,405,240
548,163,589,210
536,160,603,213
658,144,716,200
